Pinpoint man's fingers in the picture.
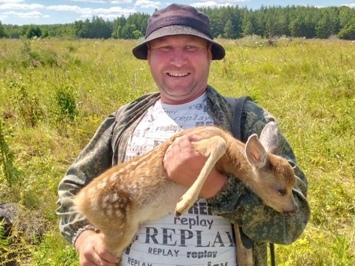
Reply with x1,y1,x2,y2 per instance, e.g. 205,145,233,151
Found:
99,252,120,265
173,134,202,154
93,241,120,265
186,133,203,142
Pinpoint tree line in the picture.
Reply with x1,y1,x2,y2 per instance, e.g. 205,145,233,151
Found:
1,5,355,40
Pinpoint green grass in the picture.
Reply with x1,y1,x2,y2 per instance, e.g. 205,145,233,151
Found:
0,37,354,265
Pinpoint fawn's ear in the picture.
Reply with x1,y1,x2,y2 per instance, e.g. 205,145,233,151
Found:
245,134,267,169
259,121,279,154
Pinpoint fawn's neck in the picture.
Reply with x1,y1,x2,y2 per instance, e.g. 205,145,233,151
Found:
217,138,254,182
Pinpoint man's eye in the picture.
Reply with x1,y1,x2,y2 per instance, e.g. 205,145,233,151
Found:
159,46,172,52
185,45,197,51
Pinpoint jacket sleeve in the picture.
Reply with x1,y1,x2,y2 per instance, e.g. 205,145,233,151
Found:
56,112,116,245
208,100,310,245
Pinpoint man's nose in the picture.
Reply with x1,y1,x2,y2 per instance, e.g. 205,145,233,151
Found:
170,49,186,67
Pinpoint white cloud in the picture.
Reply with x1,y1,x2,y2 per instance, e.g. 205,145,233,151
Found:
218,0,249,3
3,10,43,19
192,0,249,5
69,0,106,3
68,0,132,3
0,3,44,10
343,3,355,8
0,14,7,20
96,6,135,14
111,0,132,3
87,7,137,19
47,5,85,12
134,0,160,9
0,0,24,3
192,1,218,8
47,4,136,20
192,1,232,8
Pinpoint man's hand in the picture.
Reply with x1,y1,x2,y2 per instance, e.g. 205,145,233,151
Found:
75,230,120,266
163,133,227,199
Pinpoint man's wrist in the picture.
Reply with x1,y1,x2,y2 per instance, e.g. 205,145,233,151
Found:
201,170,227,199
73,226,99,251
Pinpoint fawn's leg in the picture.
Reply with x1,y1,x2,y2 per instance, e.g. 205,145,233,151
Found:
175,136,227,216
102,222,139,258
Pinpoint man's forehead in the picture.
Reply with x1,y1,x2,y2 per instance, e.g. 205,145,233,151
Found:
149,35,210,45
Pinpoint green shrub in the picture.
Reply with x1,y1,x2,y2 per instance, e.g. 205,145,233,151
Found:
0,119,20,188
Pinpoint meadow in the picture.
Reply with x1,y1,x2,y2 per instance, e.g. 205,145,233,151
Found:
0,36,354,265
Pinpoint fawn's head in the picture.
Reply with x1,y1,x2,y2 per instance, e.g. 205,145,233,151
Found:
245,121,298,214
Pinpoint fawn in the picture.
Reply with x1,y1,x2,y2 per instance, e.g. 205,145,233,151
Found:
73,121,298,257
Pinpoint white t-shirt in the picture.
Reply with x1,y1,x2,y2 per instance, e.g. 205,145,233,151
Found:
122,93,236,266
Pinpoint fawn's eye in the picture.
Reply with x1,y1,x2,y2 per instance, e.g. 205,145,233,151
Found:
277,188,286,196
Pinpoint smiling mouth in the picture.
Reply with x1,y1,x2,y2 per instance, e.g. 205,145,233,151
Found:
167,72,190,77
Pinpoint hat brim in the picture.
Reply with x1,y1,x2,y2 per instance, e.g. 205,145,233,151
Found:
132,25,225,60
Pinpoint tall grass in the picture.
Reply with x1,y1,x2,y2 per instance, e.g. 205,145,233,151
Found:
0,37,354,265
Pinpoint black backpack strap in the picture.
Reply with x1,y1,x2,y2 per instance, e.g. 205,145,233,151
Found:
225,95,276,266
225,95,255,247
224,96,252,141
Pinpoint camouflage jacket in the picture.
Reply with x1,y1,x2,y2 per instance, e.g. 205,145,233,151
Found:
56,85,310,265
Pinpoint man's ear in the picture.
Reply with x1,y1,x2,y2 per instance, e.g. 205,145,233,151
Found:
147,44,151,63
207,43,213,61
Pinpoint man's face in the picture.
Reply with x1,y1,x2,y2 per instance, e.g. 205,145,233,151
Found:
147,35,213,104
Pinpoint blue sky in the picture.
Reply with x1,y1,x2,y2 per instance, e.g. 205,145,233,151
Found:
1,0,354,25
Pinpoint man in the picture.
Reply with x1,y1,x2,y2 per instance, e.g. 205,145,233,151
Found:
57,4,310,266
